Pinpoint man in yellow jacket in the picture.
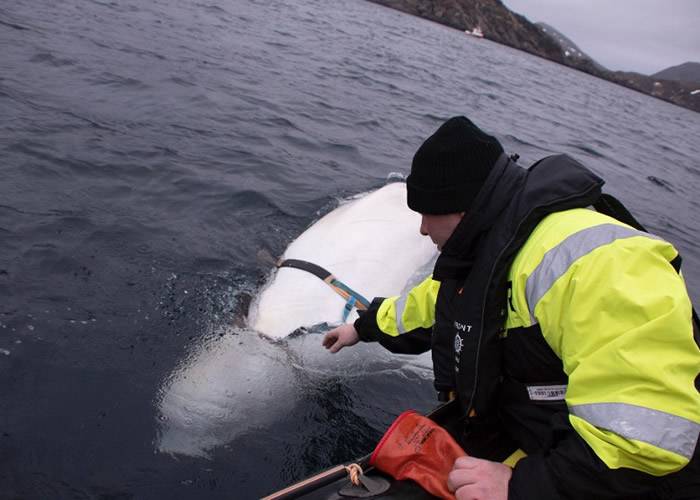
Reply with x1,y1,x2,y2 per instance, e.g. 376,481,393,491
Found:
323,116,700,499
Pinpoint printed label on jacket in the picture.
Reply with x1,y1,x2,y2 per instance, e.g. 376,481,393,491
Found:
526,384,567,401
453,321,472,333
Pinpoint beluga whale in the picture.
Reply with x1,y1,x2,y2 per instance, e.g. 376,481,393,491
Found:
248,182,437,338
156,182,437,457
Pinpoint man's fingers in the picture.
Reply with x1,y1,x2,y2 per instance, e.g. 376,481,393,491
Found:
448,457,512,499
447,456,483,492
322,328,344,353
322,331,338,349
323,324,358,353
447,468,478,492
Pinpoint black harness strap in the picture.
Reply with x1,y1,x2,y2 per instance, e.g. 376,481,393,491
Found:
277,258,370,312
278,259,332,281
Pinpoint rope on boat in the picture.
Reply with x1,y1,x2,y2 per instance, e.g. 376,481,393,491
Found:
345,463,363,486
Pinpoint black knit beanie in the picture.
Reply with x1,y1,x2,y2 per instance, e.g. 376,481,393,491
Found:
407,116,504,214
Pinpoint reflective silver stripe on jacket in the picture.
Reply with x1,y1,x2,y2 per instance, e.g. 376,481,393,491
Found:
570,402,700,458
394,294,409,334
526,224,661,323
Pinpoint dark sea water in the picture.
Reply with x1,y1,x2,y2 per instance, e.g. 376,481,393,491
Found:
1,0,699,498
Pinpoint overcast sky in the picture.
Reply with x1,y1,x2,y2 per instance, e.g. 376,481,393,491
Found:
501,0,699,75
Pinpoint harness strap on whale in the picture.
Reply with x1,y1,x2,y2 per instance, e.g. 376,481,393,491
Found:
277,258,370,320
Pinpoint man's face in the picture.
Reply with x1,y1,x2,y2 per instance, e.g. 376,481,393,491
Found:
419,212,464,251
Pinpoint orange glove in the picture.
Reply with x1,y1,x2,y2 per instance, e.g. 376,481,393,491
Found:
370,410,467,499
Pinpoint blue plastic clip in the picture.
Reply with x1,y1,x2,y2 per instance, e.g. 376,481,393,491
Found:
342,296,357,322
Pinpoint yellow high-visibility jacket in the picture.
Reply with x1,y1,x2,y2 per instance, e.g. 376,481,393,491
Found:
358,208,700,497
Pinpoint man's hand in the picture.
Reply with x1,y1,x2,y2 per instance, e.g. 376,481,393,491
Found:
447,456,512,500
322,323,359,353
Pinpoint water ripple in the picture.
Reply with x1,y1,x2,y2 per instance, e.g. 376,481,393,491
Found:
1,0,699,497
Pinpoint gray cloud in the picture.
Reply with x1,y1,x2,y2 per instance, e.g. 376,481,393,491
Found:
502,0,700,74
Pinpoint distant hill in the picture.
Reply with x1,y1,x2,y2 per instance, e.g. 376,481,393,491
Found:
365,0,567,64
652,62,700,84
365,0,700,113
536,22,607,73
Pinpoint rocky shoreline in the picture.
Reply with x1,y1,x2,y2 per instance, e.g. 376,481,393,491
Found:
367,0,700,113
